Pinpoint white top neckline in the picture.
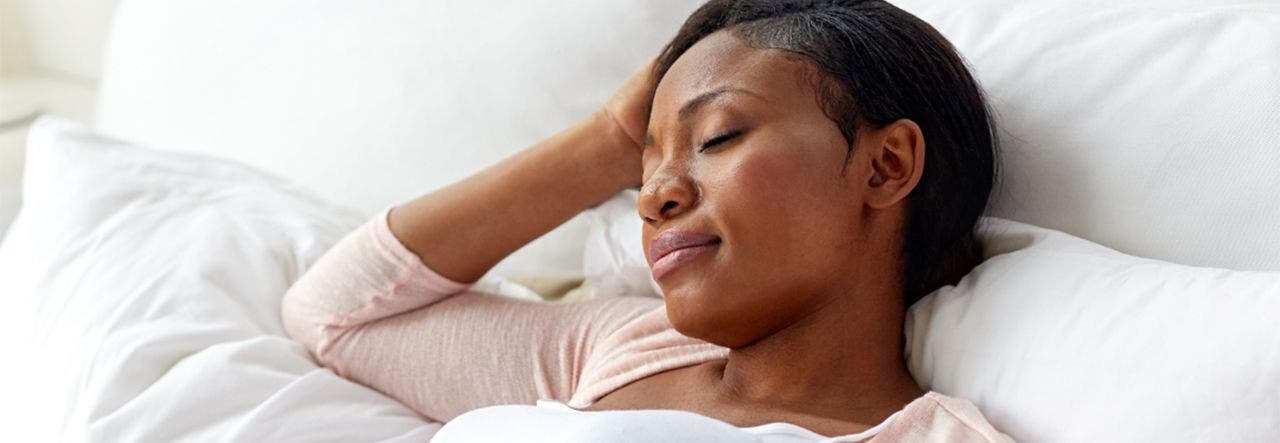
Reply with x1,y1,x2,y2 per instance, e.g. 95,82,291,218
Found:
534,399,902,442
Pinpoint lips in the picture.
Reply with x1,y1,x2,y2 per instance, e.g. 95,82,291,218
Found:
649,230,720,280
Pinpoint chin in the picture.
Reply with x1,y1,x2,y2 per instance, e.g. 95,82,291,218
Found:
662,294,760,349
662,292,716,338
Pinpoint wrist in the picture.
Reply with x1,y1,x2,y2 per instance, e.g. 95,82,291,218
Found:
583,110,644,191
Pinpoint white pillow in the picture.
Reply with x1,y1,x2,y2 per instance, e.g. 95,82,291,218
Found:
890,0,1280,270
0,117,446,441
581,190,662,299
0,127,26,239
907,218,1280,442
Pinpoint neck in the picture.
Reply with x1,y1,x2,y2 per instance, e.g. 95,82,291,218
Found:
706,282,926,425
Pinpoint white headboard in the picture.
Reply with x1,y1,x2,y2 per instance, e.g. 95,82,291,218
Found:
97,0,1280,274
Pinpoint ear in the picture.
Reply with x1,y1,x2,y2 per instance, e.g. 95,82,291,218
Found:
864,119,925,210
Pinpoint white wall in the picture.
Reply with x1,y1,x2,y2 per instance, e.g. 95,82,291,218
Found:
1,0,122,83
1,0,118,238
1,0,27,74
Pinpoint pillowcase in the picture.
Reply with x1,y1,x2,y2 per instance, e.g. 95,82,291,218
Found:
581,190,662,299
584,202,1280,442
890,0,1280,270
0,117,451,441
906,218,1280,442
0,127,26,238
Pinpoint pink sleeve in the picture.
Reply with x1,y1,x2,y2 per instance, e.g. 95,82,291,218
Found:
280,206,725,422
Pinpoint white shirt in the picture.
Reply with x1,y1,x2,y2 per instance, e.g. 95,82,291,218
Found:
430,399,900,442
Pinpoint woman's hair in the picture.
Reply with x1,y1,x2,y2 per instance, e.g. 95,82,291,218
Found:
651,0,997,307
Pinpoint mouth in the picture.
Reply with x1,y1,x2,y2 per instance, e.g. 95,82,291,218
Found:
649,230,722,281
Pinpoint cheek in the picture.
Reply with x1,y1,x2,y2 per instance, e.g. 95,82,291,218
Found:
705,144,846,242
701,142,863,295
707,154,794,225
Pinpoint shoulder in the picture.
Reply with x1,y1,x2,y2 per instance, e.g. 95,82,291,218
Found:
568,301,729,408
869,391,1015,442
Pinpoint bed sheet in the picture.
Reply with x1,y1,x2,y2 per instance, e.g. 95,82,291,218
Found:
0,117,453,441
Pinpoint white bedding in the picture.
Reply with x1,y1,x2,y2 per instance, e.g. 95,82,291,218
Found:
0,118,445,441
5,111,1280,442
8,0,1280,439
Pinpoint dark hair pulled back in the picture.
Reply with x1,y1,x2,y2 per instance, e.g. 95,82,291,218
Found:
651,0,998,307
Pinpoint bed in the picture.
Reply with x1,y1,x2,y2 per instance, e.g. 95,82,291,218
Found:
1,0,1278,441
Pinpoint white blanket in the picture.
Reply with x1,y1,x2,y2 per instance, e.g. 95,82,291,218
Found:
0,118,444,441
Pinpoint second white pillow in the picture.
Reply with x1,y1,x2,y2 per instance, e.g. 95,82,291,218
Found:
907,218,1280,442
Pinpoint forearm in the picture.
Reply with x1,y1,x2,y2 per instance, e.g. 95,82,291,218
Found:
388,110,641,283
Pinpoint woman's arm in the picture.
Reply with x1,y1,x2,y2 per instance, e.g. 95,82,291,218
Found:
388,109,641,284
389,58,655,284
281,207,725,422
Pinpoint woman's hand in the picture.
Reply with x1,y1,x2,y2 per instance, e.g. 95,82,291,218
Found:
601,58,658,160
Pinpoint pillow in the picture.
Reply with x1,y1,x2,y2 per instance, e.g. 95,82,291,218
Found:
889,0,1280,270
0,117,451,440
905,218,1280,442
581,190,662,299
0,127,26,238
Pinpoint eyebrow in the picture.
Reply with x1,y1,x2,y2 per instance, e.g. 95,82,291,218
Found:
643,86,763,148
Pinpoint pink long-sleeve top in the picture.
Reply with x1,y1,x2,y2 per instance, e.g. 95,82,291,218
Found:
280,206,1015,442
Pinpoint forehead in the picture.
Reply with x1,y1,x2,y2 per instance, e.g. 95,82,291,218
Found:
652,31,822,118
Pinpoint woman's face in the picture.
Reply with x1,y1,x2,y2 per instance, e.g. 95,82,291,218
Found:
640,31,894,348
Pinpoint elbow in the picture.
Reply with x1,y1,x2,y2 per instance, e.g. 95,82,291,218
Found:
280,276,362,378
280,278,325,357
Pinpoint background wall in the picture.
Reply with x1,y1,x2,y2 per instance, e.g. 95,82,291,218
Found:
0,0,28,75
0,0,120,238
1,0,122,84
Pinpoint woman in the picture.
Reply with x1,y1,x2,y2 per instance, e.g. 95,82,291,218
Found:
282,0,1011,441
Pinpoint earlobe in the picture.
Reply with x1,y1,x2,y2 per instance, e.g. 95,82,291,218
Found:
865,119,925,210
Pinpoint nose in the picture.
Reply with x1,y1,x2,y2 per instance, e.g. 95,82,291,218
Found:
638,163,699,225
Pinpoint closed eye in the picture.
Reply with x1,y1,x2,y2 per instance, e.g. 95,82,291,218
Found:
699,130,743,152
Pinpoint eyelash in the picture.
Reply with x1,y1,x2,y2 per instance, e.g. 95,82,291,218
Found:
698,130,743,152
